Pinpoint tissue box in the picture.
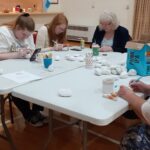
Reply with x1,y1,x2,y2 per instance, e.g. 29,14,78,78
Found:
126,41,150,76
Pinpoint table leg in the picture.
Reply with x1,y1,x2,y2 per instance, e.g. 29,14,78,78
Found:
48,109,53,137
0,95,16,150
43,109,53,150
82,121,88,150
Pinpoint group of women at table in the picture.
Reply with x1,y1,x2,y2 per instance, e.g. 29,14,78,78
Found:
0,11,149,150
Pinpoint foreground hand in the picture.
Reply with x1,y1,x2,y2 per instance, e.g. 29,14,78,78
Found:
129,80,150,94
17,48,32,58
54,44,64,51
100,46,113,52
117,85,135,102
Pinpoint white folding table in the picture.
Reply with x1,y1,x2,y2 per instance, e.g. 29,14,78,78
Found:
1,50,139,150
12,64,144,150
0,48,90,149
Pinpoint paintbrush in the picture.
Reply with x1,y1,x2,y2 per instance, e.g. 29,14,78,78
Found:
130,76,143,85
52,40,58,45
134,76,143,82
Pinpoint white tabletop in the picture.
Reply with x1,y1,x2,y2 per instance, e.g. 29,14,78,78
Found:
12,65,144,126
0,49,126,95
0,49,90,94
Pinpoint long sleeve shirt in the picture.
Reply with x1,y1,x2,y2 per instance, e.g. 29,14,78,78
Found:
92,25,130,53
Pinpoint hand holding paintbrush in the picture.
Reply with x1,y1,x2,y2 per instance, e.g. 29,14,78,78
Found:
129,77,150,94
130,76,143,84
52,40,63,51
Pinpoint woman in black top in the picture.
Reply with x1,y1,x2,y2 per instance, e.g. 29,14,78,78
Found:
92,12,130,53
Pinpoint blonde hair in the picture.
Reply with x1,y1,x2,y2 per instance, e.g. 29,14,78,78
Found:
99,11,119,30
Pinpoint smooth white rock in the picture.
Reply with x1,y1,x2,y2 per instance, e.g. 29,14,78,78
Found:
94,68,102,76
58,88,72,97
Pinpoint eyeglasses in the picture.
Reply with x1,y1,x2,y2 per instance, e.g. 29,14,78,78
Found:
100,22,112,26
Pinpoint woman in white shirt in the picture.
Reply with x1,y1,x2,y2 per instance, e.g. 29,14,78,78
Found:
118,81,150,150
0,13,35,60
0,13,47,127
36,13,68,50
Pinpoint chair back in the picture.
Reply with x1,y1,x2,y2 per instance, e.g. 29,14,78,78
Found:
33,31,38,44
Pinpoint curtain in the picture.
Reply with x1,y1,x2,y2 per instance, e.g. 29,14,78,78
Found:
133,0,150,41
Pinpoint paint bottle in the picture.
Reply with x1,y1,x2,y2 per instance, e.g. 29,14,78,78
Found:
80,38,85,49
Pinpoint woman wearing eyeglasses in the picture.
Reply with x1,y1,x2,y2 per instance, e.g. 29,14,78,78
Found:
92,11,130,53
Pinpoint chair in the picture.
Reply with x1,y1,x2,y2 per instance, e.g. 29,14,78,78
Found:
33,31,38,44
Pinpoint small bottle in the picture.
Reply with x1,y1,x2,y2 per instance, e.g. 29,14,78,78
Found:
80,38,85,49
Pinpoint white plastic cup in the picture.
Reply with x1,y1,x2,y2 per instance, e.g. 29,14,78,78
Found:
102,78,115,94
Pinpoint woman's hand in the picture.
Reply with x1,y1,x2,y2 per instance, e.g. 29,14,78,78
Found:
100,46,113,52
117,85,135,103
53,44,63,51
129,81,150,95
17,48,31,58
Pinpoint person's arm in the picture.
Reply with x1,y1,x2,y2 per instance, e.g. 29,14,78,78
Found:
118,86,148,123
36,26,48,49
113,26,130,53
129,81,150,96
92,26,103,45
100,46,113,52
0,52,19,60
92,26,98,44
0,33,26,60
0,50,30,60
142,101,150,125
126,93,146,122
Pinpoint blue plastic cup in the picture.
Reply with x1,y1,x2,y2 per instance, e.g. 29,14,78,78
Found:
43,58,52,69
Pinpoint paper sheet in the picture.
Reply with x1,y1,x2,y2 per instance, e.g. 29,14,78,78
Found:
2,71,41,84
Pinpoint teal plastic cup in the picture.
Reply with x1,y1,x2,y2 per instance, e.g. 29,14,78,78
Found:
43,58,52,68
92,45,99,56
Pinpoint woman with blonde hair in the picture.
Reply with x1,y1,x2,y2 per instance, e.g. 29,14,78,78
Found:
36,13,68,50
92,11,130,53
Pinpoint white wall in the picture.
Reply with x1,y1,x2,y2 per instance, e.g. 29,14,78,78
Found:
47,2,62,12
59,0,135,35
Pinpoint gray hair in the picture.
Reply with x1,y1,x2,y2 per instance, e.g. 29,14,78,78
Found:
99,11,119,30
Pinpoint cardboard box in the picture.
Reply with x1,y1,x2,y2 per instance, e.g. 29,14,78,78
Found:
126,41,150,76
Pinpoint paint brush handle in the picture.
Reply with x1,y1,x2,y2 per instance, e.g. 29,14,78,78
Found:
135,76,143,82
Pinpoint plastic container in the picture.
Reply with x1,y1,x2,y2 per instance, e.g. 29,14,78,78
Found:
80,38,85,49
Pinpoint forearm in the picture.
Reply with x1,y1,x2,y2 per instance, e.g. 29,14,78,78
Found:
127,94,146,122
0,52,19,60
144,85,150,96
112,45,127,53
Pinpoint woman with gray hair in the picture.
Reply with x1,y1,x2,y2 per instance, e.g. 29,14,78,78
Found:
92,11,130,53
